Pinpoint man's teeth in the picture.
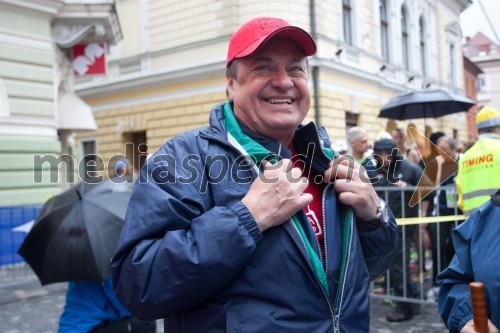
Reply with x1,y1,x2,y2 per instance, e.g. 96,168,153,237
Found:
269,98,292,104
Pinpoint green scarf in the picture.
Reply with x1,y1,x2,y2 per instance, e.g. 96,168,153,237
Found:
223,102,329,293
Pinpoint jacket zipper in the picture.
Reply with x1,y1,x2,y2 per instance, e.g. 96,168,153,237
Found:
290,221,335,323
332,206,354,333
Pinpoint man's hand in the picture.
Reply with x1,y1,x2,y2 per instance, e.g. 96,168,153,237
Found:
461,319,499,333
324,158,379,222
242,159,313,232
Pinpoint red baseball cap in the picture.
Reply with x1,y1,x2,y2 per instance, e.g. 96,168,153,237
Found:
226,17,317,68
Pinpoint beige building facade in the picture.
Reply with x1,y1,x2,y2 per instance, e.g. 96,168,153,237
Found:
76,0,471,171
0,0,121,205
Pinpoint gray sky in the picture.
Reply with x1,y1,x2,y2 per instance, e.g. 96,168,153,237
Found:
460,0,500,44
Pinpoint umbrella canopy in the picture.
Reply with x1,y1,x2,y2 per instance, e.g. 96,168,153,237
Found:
378,89,476,120
18,177,133,285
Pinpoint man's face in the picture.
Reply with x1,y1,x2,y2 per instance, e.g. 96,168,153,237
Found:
226,38,310,142
351,133,369,155
375,150,391,168
391,130,405,148
437,141,454,159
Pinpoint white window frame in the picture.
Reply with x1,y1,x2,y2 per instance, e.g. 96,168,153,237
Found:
401,5,410,70
449,42,457,87
343,0,354,45
419,15,427,76
380,0,390,63
79,137,99,181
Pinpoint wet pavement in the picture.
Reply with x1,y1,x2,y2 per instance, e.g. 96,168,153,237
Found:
0,278,448,333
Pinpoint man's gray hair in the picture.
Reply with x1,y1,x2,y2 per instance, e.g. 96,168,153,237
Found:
347,126,367,144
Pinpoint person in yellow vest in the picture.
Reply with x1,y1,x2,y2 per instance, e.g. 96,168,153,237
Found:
457,106,500,216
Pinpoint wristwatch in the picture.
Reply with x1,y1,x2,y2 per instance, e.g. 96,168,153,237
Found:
366,199,389,227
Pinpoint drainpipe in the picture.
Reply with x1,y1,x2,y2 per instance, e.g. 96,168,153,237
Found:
309,0,321,126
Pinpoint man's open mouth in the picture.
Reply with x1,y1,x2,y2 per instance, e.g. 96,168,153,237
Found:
267,98,293,105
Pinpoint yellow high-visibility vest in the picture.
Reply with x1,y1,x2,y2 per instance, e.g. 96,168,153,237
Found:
457,137,500,216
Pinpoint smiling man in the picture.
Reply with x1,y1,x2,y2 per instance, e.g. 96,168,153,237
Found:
112,17,398,333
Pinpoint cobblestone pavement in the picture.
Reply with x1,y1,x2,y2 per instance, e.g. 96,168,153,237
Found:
0,280,449,333
370,297,448,332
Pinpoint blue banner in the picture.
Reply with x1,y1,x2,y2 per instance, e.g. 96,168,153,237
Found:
0,206,41,266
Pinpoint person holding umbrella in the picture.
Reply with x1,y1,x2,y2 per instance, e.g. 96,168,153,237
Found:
58,162,153,332
112,17,398,332
18,177,156,333
59,276,156,333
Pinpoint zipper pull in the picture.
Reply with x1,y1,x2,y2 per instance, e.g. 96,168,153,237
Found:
334,313,340,332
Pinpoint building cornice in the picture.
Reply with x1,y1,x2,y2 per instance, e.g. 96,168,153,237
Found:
53,0,122,47
0,115,58,138
315,58,411,93
0,0,63,16
76,60,226,98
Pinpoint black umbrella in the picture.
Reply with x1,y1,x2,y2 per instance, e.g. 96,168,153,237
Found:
18,177,133,285
378,89,476,120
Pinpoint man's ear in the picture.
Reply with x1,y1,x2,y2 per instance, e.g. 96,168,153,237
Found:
226,78,234,101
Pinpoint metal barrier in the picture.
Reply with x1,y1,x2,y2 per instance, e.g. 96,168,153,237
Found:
0,205,41,287
370,185,464,305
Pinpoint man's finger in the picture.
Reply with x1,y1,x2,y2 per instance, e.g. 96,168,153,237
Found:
330,155,361,169
325,164,362,182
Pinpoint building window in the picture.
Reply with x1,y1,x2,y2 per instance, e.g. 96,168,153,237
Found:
419,16,426,76
123,131,148,174
343,0,353,45
380,0,389,62
449,43,456,86
345,112,358,133
476,77,485,92
80,139,98,182
401,6,409,70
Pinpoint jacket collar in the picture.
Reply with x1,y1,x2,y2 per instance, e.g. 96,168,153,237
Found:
203,102,292,158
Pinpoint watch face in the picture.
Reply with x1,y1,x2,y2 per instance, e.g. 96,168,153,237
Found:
380,200,389,223
382,205,389,223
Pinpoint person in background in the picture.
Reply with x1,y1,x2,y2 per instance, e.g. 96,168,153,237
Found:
370,138,424,322
115,158,132,177
456,106,500,217
392,127,419,164
58,277,156,333
427,136,463,301
58,158,156,333
347,126,370,164
114,157,139,181
437,190,500,333
111,17,398,333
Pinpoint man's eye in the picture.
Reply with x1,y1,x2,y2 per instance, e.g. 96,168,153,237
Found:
256,65,272,71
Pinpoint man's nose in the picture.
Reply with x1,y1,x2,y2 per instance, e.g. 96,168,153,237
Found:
271,69,293,89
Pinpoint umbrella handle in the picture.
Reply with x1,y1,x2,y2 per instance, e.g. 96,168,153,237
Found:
469,282,488,333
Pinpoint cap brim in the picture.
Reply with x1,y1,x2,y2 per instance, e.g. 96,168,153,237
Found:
233,26,316,61
477,118,500,129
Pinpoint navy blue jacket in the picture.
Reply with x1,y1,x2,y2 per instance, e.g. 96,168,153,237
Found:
437,195,500,332
111,103,398,333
